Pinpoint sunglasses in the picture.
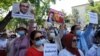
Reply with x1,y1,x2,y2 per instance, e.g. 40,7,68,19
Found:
72,39,79,42
34,36,45,41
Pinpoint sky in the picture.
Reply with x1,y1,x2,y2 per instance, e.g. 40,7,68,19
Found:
50,0,100,15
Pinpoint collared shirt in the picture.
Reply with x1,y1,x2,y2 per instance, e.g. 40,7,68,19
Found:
18,12,29,15
85,44,100,56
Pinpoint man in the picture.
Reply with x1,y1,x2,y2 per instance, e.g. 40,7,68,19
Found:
10,27,30,56
16,2,30,15
69,24,89,54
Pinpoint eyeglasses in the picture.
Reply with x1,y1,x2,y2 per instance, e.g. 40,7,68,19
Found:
34,36,45,41
72,39,79,42
21,5,29,8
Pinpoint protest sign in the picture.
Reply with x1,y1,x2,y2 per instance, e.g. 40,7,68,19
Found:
89,12,98,24
44,43,58,56
47,8,64,23
12,2,34,19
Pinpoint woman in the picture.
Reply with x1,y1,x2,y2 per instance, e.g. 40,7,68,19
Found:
26,30,48,56
59,33,84,56
85,29,100,56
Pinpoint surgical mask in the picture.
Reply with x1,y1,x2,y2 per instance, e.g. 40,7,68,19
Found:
17,31,25,37
35,39,47,46
50,33,55,38
76,30,82,36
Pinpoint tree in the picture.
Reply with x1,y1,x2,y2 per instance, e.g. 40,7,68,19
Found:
0,0,56,31
87,2,100,24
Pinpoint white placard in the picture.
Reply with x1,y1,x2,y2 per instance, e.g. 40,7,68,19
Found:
12,3,34,19
44,43,58,56
89,12,98,24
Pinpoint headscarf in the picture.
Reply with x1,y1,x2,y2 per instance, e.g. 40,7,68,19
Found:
61,33,80,56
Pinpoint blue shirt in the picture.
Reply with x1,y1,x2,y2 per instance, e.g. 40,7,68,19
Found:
85,44,100,56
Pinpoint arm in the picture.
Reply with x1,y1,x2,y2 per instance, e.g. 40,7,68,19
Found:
83,23,93,36
83,23,94,48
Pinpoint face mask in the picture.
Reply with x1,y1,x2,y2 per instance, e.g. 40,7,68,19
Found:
35,39,47,46
17,31,25,37
76,30,82,36
50,33,55,38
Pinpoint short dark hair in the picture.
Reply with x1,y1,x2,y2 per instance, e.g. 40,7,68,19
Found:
94,30,100,38
93,29,100,44
19,2,29,7
71,25,77,31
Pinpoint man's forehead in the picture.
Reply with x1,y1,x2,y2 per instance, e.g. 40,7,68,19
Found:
21,3,29,6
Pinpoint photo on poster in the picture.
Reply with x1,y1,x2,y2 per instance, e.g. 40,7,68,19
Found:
12,2,34,19
47,8,64,23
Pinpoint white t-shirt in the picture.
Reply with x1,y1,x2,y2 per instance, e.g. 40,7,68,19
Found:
59,48,84,56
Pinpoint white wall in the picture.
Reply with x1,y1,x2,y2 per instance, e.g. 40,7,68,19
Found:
72,4,89,27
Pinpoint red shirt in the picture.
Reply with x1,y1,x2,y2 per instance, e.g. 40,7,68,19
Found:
26,47,43,56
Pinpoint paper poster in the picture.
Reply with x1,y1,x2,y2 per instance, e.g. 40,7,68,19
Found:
44,43,58,56
89,12,98,24
12,2,34,19
47,8,64,23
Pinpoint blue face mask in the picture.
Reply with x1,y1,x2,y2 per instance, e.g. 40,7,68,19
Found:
17,31,25,37
76,30,82,36
35,39,47,46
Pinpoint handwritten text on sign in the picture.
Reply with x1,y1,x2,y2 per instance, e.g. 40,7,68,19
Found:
44,43,58,56
89,12,98,24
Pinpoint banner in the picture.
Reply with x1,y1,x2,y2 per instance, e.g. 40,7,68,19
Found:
44,43,58,56
12,2,34,19
89,12,98,24
47,8,64,23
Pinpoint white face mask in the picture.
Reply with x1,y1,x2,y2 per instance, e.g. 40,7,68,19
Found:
76,30,82,36
35,39,47,46
50,33,55,38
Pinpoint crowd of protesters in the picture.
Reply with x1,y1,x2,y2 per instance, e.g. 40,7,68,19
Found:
0,22,100,56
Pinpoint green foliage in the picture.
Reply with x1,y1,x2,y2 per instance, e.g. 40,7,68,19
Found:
87,2,100,24
88,3,100,13
0,0,16,10
6,18,28,30
0,0,56,30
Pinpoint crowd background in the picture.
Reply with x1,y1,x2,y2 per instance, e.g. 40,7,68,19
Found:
0,20,100,56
